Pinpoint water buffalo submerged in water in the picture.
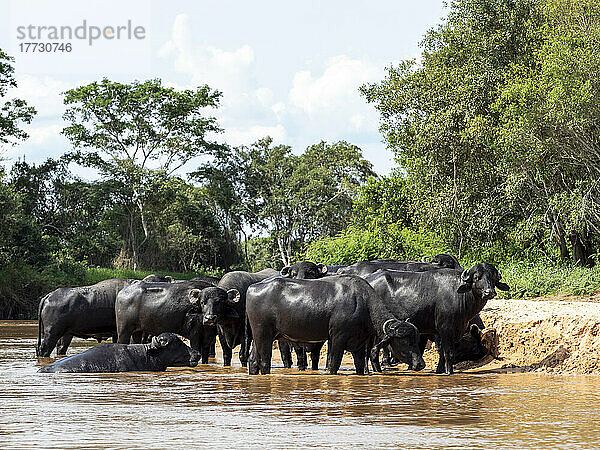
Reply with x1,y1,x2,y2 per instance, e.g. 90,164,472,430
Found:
38,333,199,373
245,274,425,375
365,263,509,374
115,280,237,363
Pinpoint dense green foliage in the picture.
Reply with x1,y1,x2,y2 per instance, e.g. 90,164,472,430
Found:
358,0,600,265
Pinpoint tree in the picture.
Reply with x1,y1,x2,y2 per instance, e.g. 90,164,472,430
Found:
0,49,36,151
195,138,374,266
495,0,600,265
62,78,222,268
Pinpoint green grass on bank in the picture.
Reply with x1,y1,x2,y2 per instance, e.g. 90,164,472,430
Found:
496,261,600,299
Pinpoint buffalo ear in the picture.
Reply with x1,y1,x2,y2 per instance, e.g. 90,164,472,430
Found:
188,289,202,304
317,263,328,275
496,281,510,291
469,324,481,339
457,283,472,294
458,269,473,293
150,336,161,349
281,266,291,277
227,289,240,304
165,276,174,283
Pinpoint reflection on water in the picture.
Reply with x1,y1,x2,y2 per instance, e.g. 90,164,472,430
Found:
1,321,599,448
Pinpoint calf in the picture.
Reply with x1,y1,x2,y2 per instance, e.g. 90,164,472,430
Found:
365,263,508,374
246,274,425,375
38,333,199,373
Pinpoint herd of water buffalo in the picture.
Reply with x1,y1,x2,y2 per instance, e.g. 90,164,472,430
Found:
36,254,508,375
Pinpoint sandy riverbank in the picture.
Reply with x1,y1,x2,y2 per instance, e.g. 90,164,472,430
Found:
422,298,600,375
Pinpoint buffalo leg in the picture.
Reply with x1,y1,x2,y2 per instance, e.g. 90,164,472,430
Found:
310,342,324,370
202,326,217,364
130,331,143,344
111,332,118,343
294,344,307,371
351,345,367,375
279,341,293,368
326,336,346,375
241,317,252,368
253,329,274,375
218,332,233,366
37,326,66,357
437,335,455,375
56,334,73,356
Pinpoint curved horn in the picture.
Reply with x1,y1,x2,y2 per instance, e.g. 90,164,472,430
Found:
421,256,430,263
461,269,470,282
382,318,396,336
150,335,160,349
227,289,240,304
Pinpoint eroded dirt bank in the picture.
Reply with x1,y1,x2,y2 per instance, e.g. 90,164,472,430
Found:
424,298,600,374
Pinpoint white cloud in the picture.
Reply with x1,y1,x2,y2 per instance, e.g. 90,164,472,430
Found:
224,124,287,147
288,56,381,117
158,15,389,172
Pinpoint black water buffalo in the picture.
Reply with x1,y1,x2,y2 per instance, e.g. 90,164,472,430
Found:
36,278,137,357
214,268,278,366
141,274,174,283
279,261,330,370
280,261,328,279
453,322,499,364
115,280,237,363
365,263,509,374
38,333,199,373
246,275,425,375
339,254,462,278
381,314,499,368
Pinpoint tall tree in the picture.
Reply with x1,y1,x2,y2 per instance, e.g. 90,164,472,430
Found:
62,78,222,268
195,138,374,266
0,49,36,151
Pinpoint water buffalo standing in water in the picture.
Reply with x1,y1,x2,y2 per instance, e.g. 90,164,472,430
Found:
37,278,136,357
115,280,237,363
213,268,278,366
365,263,509,374
35,274,180,357
38,333,199,373
246,274,425,375
278,260,331,370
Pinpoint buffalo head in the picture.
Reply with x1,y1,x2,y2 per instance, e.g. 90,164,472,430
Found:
280,261,328,279
457,263,509,300
148,332,200,367
373,319,425,371
189,287,240,325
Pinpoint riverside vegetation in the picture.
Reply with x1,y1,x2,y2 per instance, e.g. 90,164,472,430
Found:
2,0,600,319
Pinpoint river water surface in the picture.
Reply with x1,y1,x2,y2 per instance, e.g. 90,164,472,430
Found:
1,320,599,448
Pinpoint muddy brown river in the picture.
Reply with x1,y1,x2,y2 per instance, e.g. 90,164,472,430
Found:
1,321,599,448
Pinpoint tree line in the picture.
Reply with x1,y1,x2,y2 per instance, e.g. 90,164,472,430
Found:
2,0,600,318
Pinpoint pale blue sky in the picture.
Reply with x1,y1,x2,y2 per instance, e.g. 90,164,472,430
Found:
1,0,446,175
